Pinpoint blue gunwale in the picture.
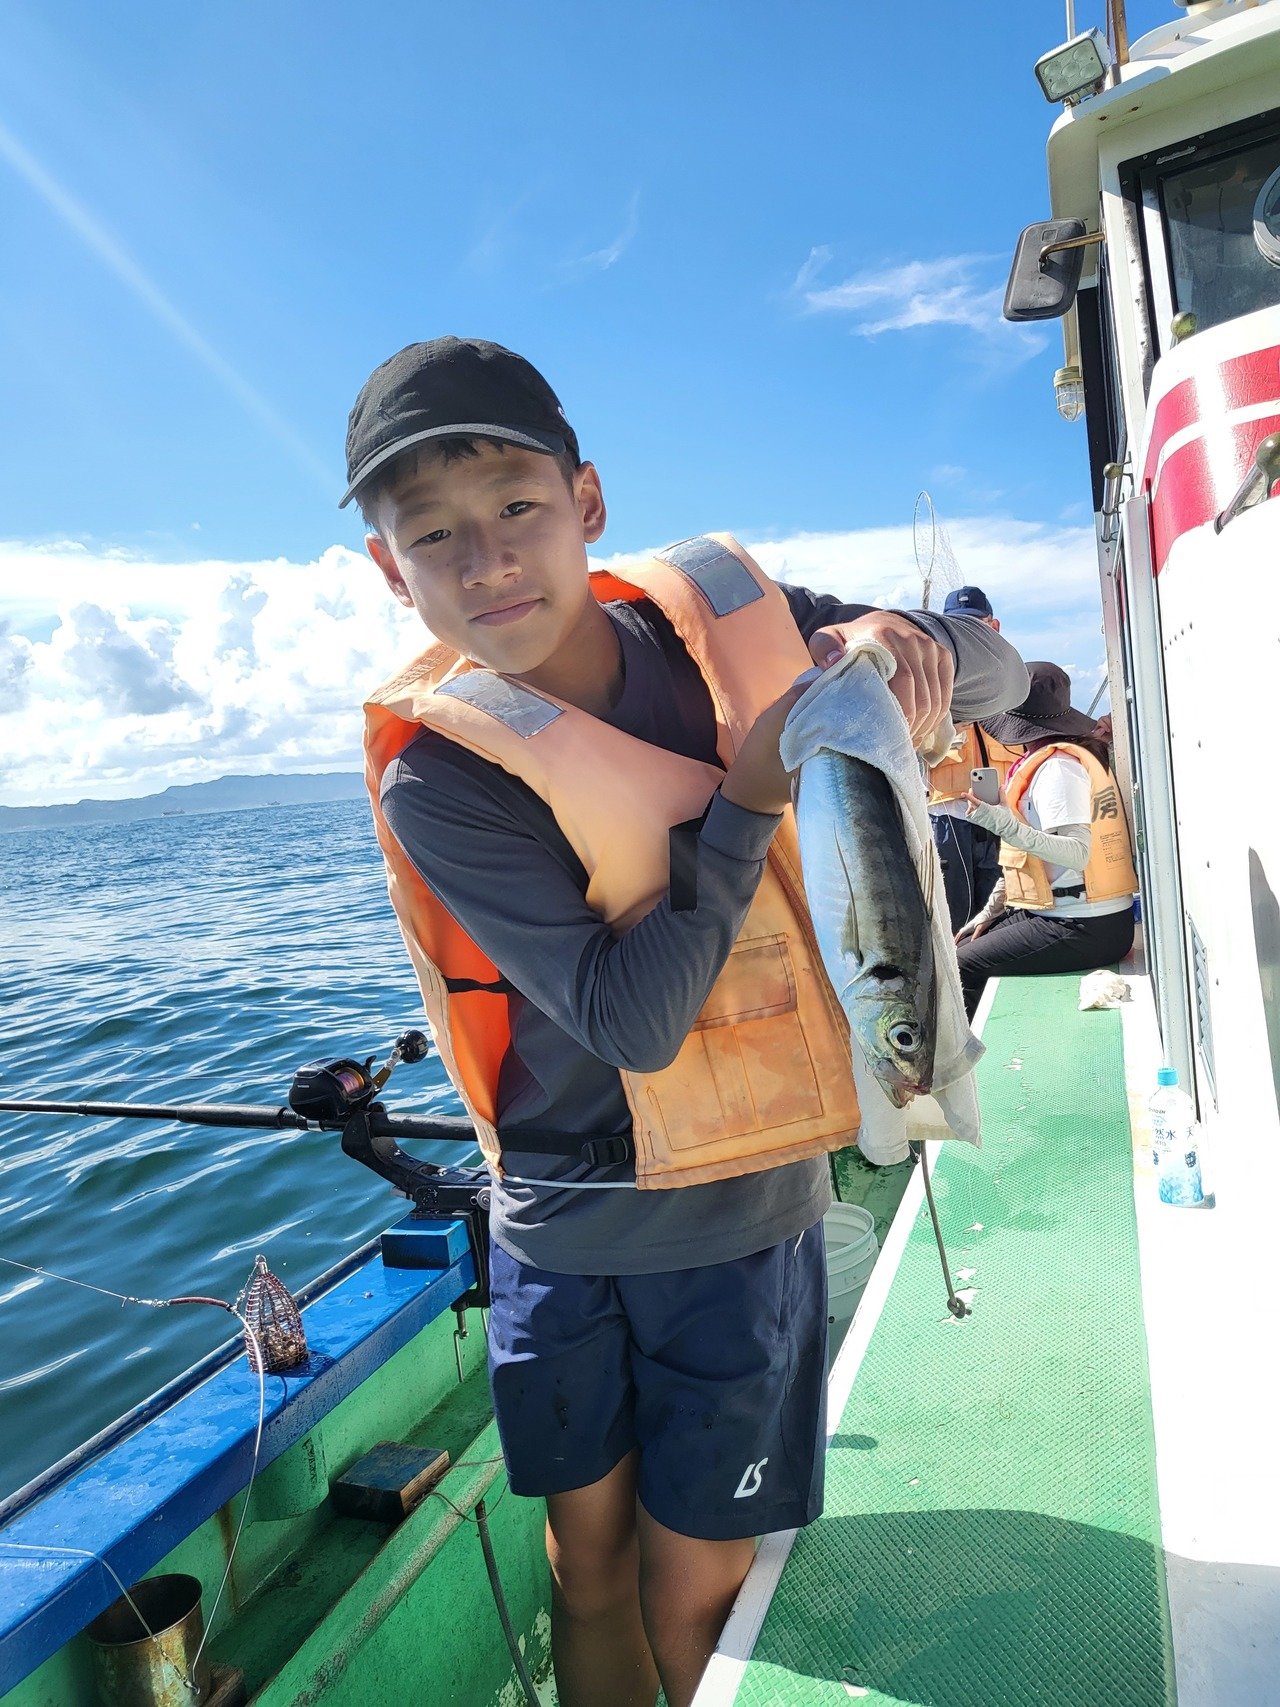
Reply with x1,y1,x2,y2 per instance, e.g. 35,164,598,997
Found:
0,1233,475,1695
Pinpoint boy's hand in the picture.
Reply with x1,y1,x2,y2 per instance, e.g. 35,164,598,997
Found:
809,614,954,745
720,682,809,816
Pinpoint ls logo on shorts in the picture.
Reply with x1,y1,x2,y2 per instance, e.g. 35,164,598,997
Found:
733,1458,769,1499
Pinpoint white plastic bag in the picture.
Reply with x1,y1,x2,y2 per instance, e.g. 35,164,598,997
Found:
1078,970,1130,1010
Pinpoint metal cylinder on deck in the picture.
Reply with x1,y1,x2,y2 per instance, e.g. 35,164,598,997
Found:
86,1572,211,1706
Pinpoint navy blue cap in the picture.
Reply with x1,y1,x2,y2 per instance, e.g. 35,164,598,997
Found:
943,585,994,619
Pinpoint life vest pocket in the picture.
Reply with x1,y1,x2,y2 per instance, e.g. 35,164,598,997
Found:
645,935,825,1152
693,933,796,1028
998,842,1051,909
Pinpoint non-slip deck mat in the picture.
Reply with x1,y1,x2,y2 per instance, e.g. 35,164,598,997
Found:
735,974,1175,1707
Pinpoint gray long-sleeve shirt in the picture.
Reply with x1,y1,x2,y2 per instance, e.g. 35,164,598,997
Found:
381,588,1028,1275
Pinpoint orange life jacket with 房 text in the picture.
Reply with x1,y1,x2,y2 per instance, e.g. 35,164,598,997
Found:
999,742,1138,911
928,724,1022,807
363,534,862,1189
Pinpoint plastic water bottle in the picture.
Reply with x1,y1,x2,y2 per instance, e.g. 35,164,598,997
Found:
1149,1067,1205,1206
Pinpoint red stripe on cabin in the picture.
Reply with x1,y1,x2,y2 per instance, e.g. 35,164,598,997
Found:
1142,344,1280,492
1149,409,1280,572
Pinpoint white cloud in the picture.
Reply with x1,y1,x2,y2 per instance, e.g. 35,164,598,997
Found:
66,603,202,716
0,541,421,807
0,516,1106,808
0,620,34,713
794,248,1046,357
565,190,641,274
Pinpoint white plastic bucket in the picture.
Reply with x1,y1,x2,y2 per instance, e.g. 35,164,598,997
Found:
824,1202,878,1365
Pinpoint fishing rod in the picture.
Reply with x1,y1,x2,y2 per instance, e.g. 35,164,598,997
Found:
0,1030,501,1306
5,1035,972,1323
0,1031,463,1138
0,1095,470,1141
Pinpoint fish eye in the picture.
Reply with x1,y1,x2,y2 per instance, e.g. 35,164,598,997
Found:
888,1021,922,1054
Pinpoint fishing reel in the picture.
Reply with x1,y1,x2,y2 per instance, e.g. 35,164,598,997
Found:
289,1031,493,1311
288,1030,430,1125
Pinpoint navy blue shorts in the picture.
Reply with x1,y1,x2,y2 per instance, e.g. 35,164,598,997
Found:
486,1223,828,1541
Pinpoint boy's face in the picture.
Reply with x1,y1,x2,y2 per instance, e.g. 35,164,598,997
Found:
366,443,607,674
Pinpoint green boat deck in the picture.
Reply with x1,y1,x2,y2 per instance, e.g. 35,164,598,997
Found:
4,969,1183,1706
697,971,1176,1707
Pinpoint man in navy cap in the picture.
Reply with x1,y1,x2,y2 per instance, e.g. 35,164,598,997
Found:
927,587,1023,933
944,586,996,622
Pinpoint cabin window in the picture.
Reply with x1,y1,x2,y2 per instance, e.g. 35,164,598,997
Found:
1159,136,1280,331
1122,110,1280,358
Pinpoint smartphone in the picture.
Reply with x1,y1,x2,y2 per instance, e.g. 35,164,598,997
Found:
970,766,1001,806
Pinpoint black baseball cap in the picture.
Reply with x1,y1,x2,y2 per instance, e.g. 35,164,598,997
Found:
340,336,580,509
943,585,995,619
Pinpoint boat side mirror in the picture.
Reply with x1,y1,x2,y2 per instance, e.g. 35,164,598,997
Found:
1004,219,1088,321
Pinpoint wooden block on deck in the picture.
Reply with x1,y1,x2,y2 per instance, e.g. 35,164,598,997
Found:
330,1442,450,1522
206,1664,248,1707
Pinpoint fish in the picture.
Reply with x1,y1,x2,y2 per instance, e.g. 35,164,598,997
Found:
793,747,938,1108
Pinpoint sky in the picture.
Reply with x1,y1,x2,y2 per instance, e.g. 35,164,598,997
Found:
0,0,1179,807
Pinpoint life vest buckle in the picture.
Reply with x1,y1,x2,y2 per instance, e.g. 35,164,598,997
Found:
581,1135,633,1169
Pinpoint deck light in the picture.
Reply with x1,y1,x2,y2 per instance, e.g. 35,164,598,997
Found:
1035,28,1112,104
1054,364,1086,422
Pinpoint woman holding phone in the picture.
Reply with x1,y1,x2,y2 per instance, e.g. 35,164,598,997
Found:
954,661,1136,1018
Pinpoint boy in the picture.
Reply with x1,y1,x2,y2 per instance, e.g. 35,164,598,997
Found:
345,337,1027,1707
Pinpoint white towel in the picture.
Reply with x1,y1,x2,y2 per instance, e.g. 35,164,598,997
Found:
780,641,983,1163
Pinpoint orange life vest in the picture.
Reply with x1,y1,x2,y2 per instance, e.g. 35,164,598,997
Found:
999,742,1138,911
363,534,861,1189
928,724,1022,806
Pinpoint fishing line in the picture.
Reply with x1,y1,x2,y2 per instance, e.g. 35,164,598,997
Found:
425,1463,538,1706
0,1541,155,1641
0,1254,268,1700
500,1174,636,1191
475,1496,539,1707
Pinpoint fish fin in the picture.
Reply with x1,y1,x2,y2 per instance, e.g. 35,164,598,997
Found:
918,927,940,1094
916,819,937,914
833,827,863,963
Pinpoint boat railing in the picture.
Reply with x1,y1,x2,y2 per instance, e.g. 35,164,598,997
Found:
0,1232,387,1532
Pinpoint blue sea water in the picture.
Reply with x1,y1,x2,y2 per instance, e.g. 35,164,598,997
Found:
0,799,470,1502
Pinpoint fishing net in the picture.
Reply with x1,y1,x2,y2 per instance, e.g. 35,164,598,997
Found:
240,1255,308,1372
913,490,963,611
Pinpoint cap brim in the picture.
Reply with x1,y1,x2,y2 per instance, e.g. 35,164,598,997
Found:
982,706,1098,745
339,422,567,509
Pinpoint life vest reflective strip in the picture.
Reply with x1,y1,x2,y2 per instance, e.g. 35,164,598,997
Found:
363,534,861,1189
927,725,1022,806
999,741,1138,911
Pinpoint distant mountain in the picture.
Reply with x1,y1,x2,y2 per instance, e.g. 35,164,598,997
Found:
0,772,367,832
